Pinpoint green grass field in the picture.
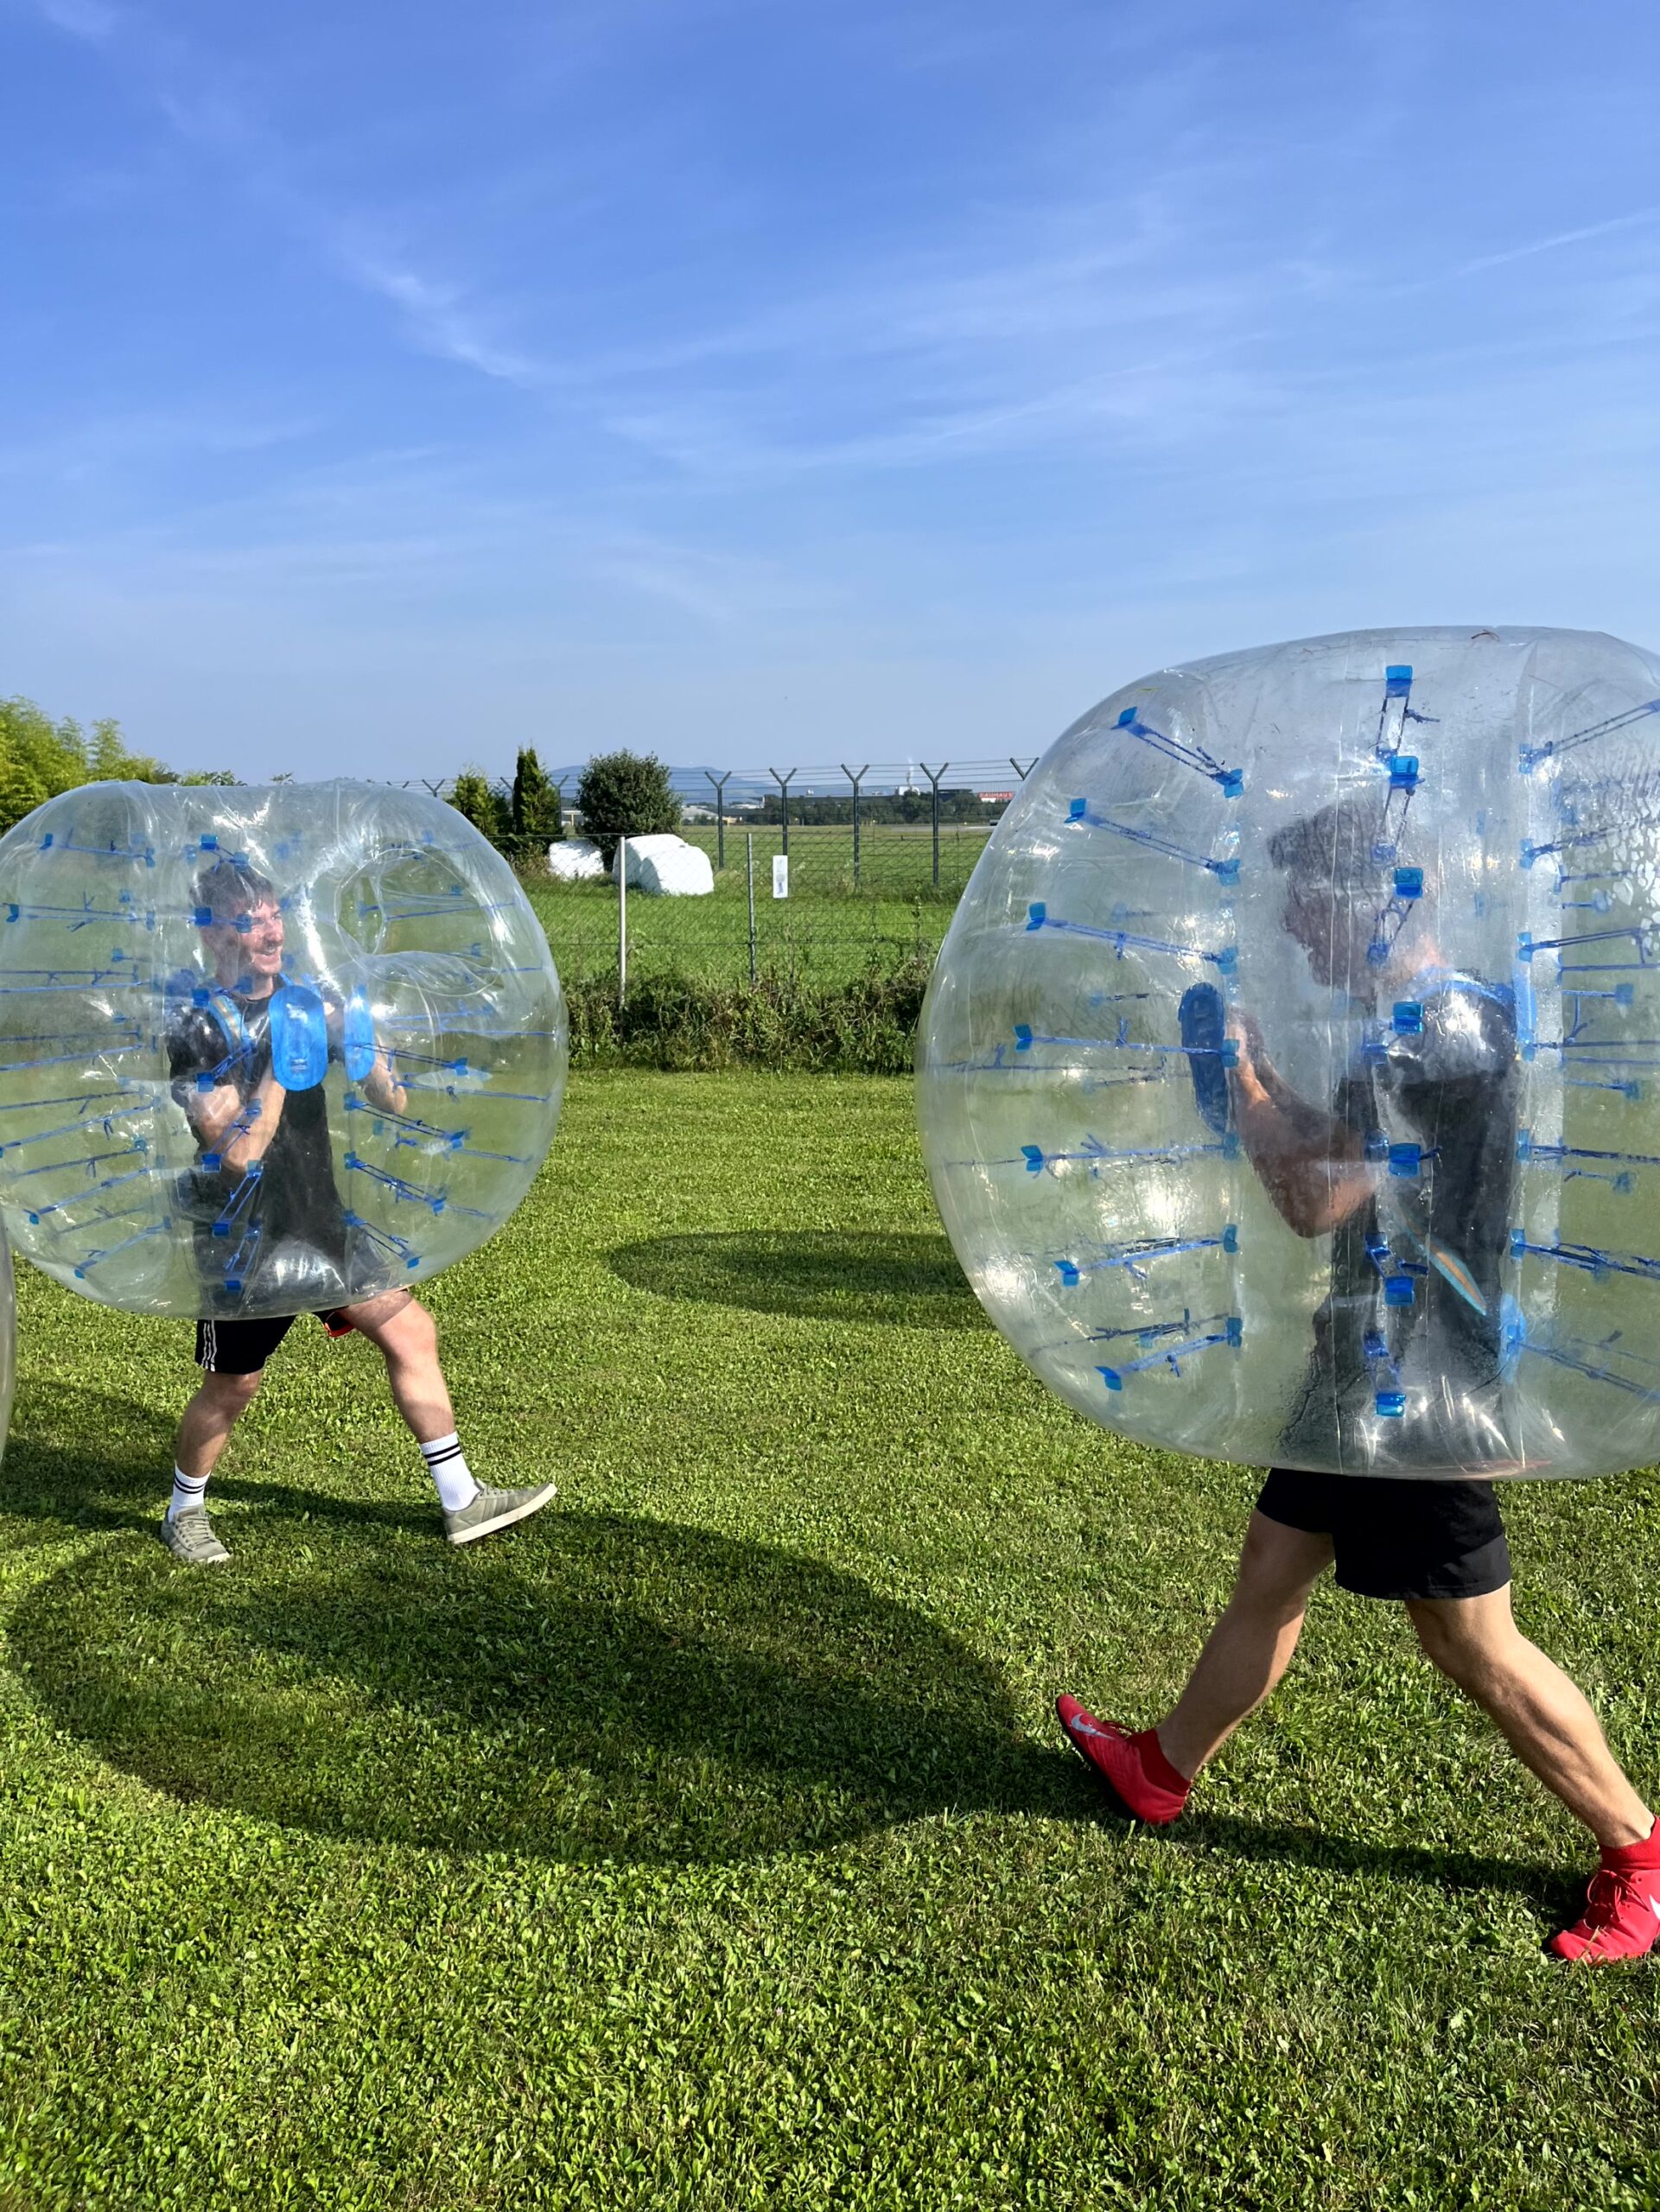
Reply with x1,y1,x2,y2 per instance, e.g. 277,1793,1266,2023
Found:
530,823,991,987
2,1071,1658,2208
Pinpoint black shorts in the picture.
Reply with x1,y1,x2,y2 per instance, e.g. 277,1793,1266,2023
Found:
194,1310,356,1375
1255,1467,1511,1602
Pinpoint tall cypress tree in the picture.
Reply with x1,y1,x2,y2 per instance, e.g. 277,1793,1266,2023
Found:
511,747,563,846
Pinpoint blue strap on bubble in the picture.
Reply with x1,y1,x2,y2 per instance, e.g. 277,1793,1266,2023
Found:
1178,982,1232,1135
270,983,329,1091
191,985,255,1090
343,991,378,1083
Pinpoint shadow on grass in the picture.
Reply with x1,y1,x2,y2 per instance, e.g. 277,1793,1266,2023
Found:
1170,1812,1568,1914
0,1391,1574,1901
0,1382,184,1544
608,1230,982,1328
11,1480,1085,1865
0,1382,435,1547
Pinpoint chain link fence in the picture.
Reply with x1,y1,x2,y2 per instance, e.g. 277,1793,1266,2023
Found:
400,759,1039,993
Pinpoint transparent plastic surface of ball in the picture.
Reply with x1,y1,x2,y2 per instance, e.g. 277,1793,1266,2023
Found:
0,782,566,1319
917,626,1660,1478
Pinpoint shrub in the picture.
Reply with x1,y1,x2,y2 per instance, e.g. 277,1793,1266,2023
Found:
449,766,512,849
563,958,931,1074
575,750,679,863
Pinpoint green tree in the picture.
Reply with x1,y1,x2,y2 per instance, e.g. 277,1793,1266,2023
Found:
0,756,50,836
575,750,680,863
0,696,238,830
449,766,512,849
0,696,90,833
511,747,563,849
92,717,179,783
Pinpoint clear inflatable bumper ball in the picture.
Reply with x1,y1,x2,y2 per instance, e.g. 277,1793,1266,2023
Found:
918,626,1660,1478
0,782,566,1319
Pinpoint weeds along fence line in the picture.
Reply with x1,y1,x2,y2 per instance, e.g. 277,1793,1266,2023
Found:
391,757,1037,1068
562,962,932,1074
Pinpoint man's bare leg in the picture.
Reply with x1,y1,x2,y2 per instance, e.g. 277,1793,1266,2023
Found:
338,1289,454,1446
1155,1512,1333,1780
1057,1511,1332,1821
1409,1586,1660,1961
340,1287,556,1545
162,1367,264,1563
175,1368,264,1483
1408,1589,1652,1850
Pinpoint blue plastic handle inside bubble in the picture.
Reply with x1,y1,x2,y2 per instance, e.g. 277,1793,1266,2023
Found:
343,991,378,1083
1178,982,1232,1136
270,983,329,1091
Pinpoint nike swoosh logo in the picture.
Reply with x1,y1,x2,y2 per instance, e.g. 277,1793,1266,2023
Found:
1647,1894,1660,1921
1065,1713,1113,1745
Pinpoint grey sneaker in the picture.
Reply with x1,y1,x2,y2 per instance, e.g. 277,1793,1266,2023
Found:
443,1480,557,1548
160,1507,231,1566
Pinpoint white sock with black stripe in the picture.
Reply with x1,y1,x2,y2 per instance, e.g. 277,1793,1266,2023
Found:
420,1431,479,1513
169,1467,209,1522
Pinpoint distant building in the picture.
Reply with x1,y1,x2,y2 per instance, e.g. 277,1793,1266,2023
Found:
976,791,1014,804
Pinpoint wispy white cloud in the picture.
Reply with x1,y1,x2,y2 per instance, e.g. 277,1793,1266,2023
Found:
25,0,548,391
13,0,1660,779
603,340,1276,483
29,0,118,41
30,0,1287,467
0,409,319,484
1453,207,1660,278
328,245,544,386
584,533,838,624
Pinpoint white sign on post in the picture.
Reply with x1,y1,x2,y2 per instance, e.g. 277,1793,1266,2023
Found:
773,855,789,899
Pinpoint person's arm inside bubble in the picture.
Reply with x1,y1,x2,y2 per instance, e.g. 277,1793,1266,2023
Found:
184,1068,289,1172
356,1036,408,1115
1226,1008,1374,1236
358,1053,408,1115
322,988,408,1114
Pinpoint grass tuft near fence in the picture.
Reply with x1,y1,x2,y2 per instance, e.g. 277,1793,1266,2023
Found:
565,960,931,1072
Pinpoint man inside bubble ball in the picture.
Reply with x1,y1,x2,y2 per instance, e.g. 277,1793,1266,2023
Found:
159,855,556,1566
1059,793,1660,1964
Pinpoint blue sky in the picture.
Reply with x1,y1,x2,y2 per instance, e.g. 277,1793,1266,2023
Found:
3,0,1659,784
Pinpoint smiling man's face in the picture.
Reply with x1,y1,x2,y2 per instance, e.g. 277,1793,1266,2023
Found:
203,894,284,990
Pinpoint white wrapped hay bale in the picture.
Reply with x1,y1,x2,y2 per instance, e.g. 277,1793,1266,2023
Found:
548,837,607,882
613,834,715,897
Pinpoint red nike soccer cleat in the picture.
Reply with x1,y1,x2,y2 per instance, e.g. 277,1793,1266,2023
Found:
1055,1694,1190,1825
1549,1860,1660,1964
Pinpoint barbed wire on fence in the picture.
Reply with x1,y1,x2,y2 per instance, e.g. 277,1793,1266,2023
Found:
392,755,1040,881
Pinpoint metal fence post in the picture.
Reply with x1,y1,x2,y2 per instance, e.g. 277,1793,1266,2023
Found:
1009,756,1038,781
706,772,732,870
841,762,868,888
746,833,757,988
768,768,796,856
618,836,627,1010
921,761,949,889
